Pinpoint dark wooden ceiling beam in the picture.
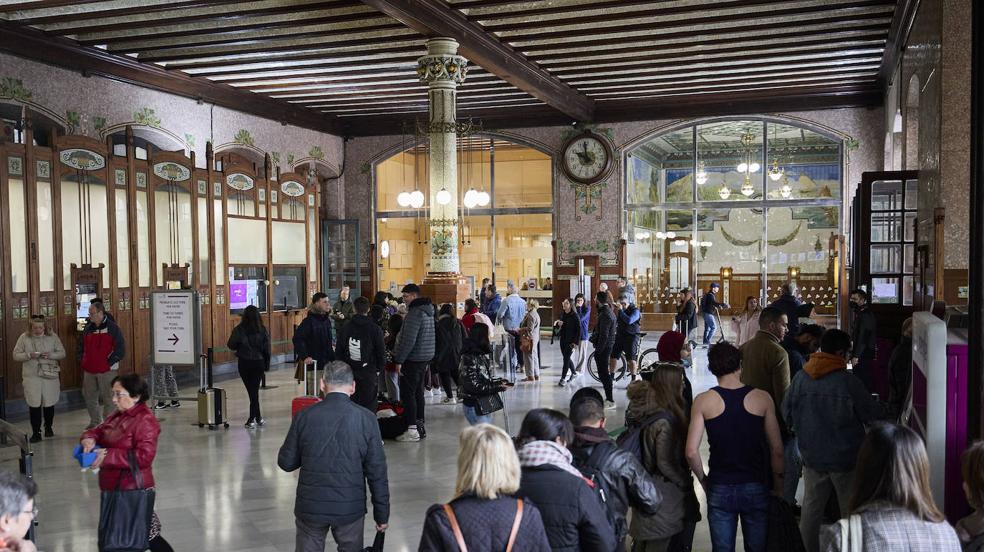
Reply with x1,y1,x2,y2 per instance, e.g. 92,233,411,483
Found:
50,1,361,36
0,20,341,135
587,77,880,100
876,0,920,86
9,0,246,26
341,85,883,136
357,0,595,122
167,45,422,73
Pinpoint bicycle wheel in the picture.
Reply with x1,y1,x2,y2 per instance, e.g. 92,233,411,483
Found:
611,354,629,382
638,348,661,371
586,351,601,382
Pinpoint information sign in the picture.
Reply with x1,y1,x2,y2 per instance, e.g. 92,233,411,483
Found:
151,291,199,366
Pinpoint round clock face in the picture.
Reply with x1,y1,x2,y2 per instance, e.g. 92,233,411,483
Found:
563,135,612,183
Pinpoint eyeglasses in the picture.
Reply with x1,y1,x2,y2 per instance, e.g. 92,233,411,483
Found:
111,391,131,399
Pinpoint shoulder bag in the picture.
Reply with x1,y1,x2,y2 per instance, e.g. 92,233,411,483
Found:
38,360,60,379
443,498,524,552
98,450,155,552
838,514,863,552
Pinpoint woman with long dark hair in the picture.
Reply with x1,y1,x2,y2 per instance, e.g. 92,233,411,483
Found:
459,323,510,426
731,296,762,346
820,423,960,551
435,303,465,404
516,408,615,551
556,298,581,386
227,305,271,428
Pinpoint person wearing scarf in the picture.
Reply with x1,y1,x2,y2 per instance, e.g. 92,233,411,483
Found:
516,408,616,552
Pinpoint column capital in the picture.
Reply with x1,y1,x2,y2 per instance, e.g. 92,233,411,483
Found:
417,54,469,85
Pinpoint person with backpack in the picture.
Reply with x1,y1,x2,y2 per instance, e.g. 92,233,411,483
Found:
335,296,386,412
227,305,271,428
434,303,465,405
516,408,616,552
625,363,697,552
569,393,661,551
686,342,784,552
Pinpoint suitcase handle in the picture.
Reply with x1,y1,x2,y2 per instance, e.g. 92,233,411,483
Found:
304,359,318,396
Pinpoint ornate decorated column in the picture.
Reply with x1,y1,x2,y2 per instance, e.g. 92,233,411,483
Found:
417,38,471,310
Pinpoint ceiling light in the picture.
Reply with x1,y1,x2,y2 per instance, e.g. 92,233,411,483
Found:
768,158,784,181
397,192,411,207
780,174,793,198
736,162,748,173
748,162,760,173
893,108,903,133
695,160,708,185
666,232,676,239
436,187,451,205
463,188,478,208
409,190,425,209
718,184,731,200
476,191,490,206
741,174,755,197
655,231,665,240
674,239,687,246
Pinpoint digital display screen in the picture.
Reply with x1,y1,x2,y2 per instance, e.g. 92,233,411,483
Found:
76,293,96,319
229,280,261,311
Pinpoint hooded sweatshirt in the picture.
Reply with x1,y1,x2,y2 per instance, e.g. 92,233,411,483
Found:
782,351,887,472
335,314,385,378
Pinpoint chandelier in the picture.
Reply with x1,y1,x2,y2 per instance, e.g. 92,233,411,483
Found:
696,160,708,185
768,124,784,182
736,131,759,197
779,173,793,198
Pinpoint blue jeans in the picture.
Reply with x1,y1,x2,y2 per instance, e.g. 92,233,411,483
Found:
783,435,803,506
706,482,769,552
463,404,492,425
702,313,717,344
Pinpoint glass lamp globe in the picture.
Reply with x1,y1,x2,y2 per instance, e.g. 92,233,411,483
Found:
397,192,411,207
718,185,731,200
666,232,676,239
736,162,748,173
436,188,452,205
463,188,478,208
748,162,761,173
409,190,425,209
655,231,665,240
695,172,708,185
476,190,490,206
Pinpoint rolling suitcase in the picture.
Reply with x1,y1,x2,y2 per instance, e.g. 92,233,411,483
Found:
198,348,229,429
292,360,321,418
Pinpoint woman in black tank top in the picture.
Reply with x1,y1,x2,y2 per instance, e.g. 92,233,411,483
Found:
685,343,785,552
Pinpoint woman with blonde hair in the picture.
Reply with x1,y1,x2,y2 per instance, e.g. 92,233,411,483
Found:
13,315,66,442
419,424,550,551
731,296,762,346
519,299,541,382
820,423,960,551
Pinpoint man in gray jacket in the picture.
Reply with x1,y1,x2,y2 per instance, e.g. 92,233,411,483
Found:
392,283,435,443
782,329,886,552
278,361,389,552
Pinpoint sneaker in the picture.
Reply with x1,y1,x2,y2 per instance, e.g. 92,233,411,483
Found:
416,422,427,439
245,420,258,429
604,400,617,410
44,428,54,438
152,401,169,410
440,397,455,405
396,429,421,442
29,433,41,443
256,418,266,427
558,380,566,387
170,400,181,408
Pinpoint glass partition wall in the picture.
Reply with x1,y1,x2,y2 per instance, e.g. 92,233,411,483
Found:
375,136,553,296
626,118,844,325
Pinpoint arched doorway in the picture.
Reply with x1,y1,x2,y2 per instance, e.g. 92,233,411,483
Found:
624,117,846,328
373,134,554,299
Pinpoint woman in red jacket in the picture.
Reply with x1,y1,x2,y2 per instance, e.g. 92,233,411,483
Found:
461,298,480,332
80,373,173,552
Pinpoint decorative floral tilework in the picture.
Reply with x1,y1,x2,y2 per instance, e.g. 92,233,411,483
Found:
36,160,50,179
136,172,147,189
7,156,22,176
115,169,126,187
197,180,207,195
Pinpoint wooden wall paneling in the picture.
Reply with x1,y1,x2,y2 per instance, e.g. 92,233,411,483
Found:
131,150,154,376
102,133,125,373
146,148,159,289
193,166,212,356
47,132,75,391
0,141,19,398
23,120,39,317
205,143,218,363
125,127,145,376
263,154,276,355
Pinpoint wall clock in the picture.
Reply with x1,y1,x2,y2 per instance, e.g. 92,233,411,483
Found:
560,130,615,184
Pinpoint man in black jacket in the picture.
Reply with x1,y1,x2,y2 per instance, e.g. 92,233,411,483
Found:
279,361,389,552
336,296,385,412
392,283,436,442
769,283,804,336
591,291,618,409
570,395,661,551
849,288,878,392
700,283,729,347
293,292,336,370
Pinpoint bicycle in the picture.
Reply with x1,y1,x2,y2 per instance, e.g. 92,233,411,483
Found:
585,332,661,383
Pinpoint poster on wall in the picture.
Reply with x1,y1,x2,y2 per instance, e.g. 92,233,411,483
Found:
229,280,261,311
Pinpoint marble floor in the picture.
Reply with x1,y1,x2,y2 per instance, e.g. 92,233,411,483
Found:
20,336,750,552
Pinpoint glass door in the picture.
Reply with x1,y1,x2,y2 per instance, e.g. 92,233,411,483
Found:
322,219,361,301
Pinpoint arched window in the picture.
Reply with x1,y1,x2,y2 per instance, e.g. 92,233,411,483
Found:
625,118,845,322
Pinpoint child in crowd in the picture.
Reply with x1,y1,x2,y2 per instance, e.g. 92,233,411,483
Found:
958,442,984,551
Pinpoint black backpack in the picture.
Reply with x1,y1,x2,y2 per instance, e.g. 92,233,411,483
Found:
573,440,624,538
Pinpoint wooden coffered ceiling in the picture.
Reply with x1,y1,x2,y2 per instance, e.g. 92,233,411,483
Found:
0,0,905,137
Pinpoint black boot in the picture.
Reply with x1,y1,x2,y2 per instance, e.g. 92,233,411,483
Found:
28,407,42,442
43,406,55,437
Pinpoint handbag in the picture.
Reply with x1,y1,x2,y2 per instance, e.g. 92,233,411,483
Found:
98,450,155,552
361,530,385,552
37,361,60,379
838,514,863,552
472,391,504,416
443,498,524,552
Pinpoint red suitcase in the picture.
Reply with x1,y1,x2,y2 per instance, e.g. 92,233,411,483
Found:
292,360,321,418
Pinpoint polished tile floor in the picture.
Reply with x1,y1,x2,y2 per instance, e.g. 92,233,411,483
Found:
22,336,756,552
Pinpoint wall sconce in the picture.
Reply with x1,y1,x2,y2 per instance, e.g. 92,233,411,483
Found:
788,266,800,279
721,267,733,279
380,240,390,259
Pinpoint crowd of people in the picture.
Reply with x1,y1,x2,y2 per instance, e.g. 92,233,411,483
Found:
2,277,983,552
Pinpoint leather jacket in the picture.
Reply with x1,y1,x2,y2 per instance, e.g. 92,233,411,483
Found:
458,339,502,407
81,402,160,491
571,426,661,542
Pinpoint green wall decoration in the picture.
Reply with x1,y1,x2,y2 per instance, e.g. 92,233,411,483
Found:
184,133,195,147
270,151,281,166
309,146,324,160
133,107,161,128
92,116,106,132
359,161,371,175
286,153,295,166
556,238,621,267
0,77,32,102
65,110,80,130
233,129,254,147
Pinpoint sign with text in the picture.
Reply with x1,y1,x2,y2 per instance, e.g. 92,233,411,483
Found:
151,291,199,366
